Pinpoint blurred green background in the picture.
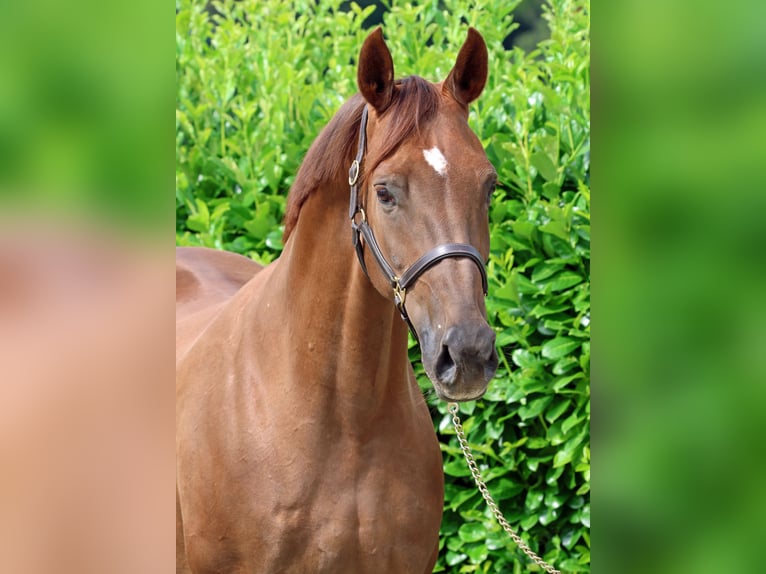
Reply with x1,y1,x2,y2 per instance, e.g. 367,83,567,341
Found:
0,0,171,231
597,1,766,572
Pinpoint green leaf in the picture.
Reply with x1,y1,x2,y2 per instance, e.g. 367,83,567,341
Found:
525,490,544,513
568,496,585,509
210,201,231,221
529,302,570,318
545,271,583,291
531,261,564,283
458,522,486,543
562,412,585,434
553,373,583,391
493,282,518,303
545,464,565,485
495,330,516,347
538,506,560,526
243,202,274,240
513,272,538,294
512,220,536,242
539,219,569,242
542,181,560,199
541,337,580,360
444,459,472,478
561,528,581,550
446,550,468,566
553,356,579,375
518,395,553,420
553,446,576,468
447,488,477,511
265,229,284,251
531,151,557,182
553,426,587,468
545,398,571,423
490,200,508,224
491,478,524,500
526,437,549,449
511,348,538,369
520,513,539,531
465,543,489,564
186,198,210,233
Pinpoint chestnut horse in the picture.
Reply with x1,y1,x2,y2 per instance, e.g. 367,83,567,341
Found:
176,28,498,573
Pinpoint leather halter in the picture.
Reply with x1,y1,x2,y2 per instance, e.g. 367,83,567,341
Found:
348,106,489,341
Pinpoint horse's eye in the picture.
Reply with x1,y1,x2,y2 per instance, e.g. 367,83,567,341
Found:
376,187,396,207
486,182,497,205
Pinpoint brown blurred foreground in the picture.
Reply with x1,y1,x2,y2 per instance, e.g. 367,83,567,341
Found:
0,219,175,574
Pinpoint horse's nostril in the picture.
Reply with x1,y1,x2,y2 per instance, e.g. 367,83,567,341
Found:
444,325,496,360
435,345,457,385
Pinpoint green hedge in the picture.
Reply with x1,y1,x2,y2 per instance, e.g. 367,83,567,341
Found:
176,0,590,571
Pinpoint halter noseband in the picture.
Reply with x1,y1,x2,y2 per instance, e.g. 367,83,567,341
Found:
348,105,489,341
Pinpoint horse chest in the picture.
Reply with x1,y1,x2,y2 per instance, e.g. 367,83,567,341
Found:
258,443,443,572
181,414,443,573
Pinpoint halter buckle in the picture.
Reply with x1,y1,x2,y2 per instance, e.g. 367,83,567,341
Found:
393,280,407,308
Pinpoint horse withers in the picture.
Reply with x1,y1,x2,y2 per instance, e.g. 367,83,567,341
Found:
177,27,498,573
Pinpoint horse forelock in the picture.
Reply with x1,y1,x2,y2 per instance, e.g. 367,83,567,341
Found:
365,76,441,180
282,76,441,242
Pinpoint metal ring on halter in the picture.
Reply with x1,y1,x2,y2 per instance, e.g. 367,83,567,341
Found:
348,160,360,186
393,280,406,308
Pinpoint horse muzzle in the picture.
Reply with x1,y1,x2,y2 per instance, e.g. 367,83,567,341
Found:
423,321,498,402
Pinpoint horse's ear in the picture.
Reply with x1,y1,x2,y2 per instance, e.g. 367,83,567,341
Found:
444,28,488,106
357,27,395,114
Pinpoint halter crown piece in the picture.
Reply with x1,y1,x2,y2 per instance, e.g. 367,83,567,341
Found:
348,106,489,342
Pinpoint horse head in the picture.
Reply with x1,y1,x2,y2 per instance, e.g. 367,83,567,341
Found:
353,28,499,402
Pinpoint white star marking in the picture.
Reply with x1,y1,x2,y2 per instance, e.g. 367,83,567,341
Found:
423,147,448,177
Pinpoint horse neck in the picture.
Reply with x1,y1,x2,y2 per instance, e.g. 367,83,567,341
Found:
271,184,415,413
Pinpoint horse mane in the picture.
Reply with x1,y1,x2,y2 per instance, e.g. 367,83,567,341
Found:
282,76,441,241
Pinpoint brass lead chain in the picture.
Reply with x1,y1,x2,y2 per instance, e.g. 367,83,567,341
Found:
447,403,561,574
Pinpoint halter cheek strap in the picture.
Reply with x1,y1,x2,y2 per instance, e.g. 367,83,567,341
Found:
348,105,488,341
